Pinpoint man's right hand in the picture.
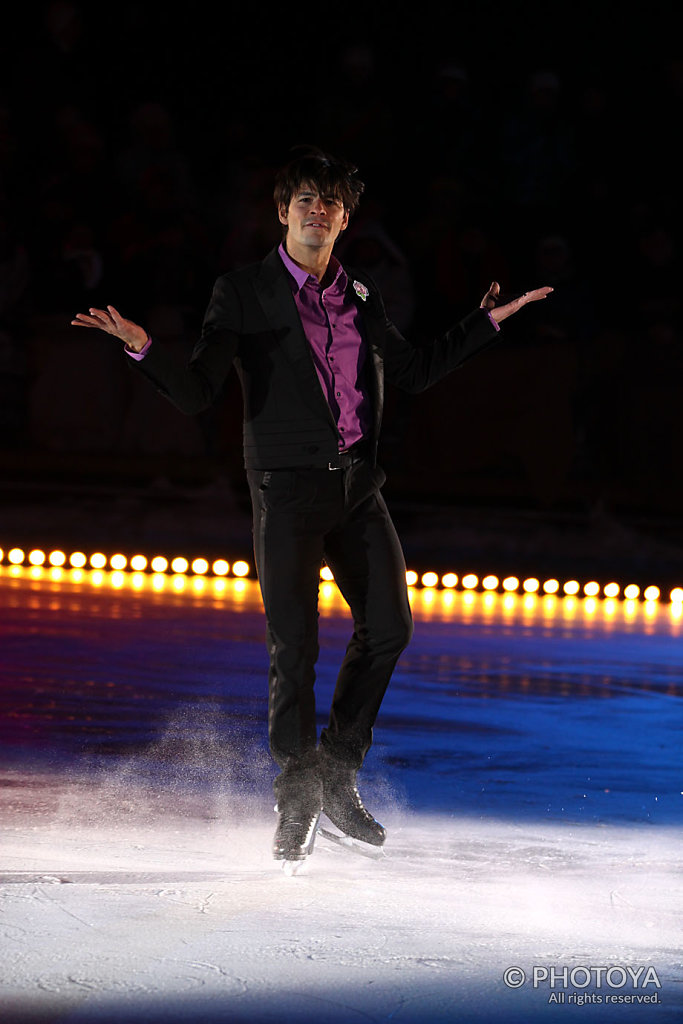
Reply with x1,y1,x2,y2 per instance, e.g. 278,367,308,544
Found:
71,305,148,353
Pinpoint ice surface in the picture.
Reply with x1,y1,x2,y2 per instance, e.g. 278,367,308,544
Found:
0,569,681,1022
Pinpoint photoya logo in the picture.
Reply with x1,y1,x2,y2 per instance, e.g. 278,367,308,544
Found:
503,964,663,1007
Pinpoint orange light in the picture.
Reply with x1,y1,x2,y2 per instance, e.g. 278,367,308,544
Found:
8,548,25,565
462,574,478,590
502,576,519,592
69,552,87,569
233,560,250,577
643,585,660,602
669,587,683,603
583,581,600,597
603,582,620,598
542,579,559,594
523,578,540,593
482,575,499,591
110,554,127,571
130,555,148,571
212,559,230,576
151,556,168,573
28,549,46,566
421,572,439,588
49,550,67,567
624,584,640,600
90,553,107,569
563,580,580,596
320,566,334,581
441,573,458,588
191,558,209,575
171,557,189,574
406,570,418,586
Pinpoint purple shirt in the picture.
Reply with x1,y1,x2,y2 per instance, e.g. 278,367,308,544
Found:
278,243,370,451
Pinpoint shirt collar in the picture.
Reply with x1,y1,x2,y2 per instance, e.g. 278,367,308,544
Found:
278,242,347,294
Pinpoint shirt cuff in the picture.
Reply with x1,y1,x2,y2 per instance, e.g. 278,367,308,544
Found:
125,335,152,360
481,307,500,332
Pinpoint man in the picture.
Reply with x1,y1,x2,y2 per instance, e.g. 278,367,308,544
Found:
72,147,552,866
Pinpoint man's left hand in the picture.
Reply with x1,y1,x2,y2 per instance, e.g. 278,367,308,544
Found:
481,281,553,323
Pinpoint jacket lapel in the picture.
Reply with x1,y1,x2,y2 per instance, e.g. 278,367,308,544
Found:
346,271,385,446
253,248,336,425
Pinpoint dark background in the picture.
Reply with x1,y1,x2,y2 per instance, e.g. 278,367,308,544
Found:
1,1,682,580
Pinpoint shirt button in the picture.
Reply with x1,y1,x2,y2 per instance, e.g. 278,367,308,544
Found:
336,391,341,397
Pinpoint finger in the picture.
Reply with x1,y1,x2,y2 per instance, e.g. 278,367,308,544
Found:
107,305,124,325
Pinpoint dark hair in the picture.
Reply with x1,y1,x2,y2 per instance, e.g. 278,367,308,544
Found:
273,145,365,217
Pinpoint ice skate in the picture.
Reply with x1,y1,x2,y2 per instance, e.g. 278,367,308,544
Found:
273,799,321,874
320,760,387,849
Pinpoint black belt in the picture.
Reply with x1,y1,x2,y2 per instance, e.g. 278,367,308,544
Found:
328,441,369,471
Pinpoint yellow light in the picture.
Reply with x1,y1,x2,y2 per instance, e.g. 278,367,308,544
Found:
151,556,168,573
130,555,148,571
583,581,600,597
0,548,3,561
131,573,146,590
152,573,166,591
212,559,230,576
421,571,439,588
192,576,206,593
644,585,660,602
669,587,683,603
69,551,86,568
110,554,127,571
563,580,580,596
441,573,458,588
503,576,519,592
28,549,46,566
406,570,418,586
111,571,125,589
49,550,66,567
603,582,620,598
90,553,107,569
172,575,186,591
91,570,104,587
320,566,334,581
523,578,540,593
8,548,25,565
482,575,499,591
191,558,209,575
233,560,250,577
462,574,478,590
542,579,559,594
171,557,189,574
584,597,597,614
624,584,640,601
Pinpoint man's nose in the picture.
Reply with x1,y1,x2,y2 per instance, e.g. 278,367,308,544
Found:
309,196,326,214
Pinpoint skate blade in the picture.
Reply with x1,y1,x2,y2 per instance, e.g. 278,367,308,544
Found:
318,826,386,860
282,858,308,876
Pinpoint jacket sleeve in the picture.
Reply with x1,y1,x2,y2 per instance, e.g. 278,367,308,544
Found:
382,305,501,394
131,275,242,415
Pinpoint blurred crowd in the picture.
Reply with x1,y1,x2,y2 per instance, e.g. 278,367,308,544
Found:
1,2,681,515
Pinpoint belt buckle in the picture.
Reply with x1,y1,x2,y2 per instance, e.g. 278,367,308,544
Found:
328,461,341,471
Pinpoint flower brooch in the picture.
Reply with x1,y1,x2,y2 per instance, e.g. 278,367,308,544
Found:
353,280,369,302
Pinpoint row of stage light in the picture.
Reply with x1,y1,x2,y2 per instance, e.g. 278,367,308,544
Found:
1,546,681,603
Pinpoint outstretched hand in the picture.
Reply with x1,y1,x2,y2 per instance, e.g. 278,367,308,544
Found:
481,281,553,323
71,306,148,352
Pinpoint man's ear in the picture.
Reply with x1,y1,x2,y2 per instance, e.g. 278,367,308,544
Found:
340,209,350,232
278,203,289,226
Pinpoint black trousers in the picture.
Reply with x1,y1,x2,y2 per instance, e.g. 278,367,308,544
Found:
247,459,413,787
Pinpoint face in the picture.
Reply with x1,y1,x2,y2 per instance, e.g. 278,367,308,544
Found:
278,184,349,252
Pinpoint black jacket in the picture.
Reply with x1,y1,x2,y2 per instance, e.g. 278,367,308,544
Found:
134,247,499,469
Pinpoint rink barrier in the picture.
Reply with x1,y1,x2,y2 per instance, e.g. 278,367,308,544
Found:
0,545,681,604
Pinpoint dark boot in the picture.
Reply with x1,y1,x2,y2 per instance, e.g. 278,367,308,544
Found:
320,751,386,847
272,763,322,861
